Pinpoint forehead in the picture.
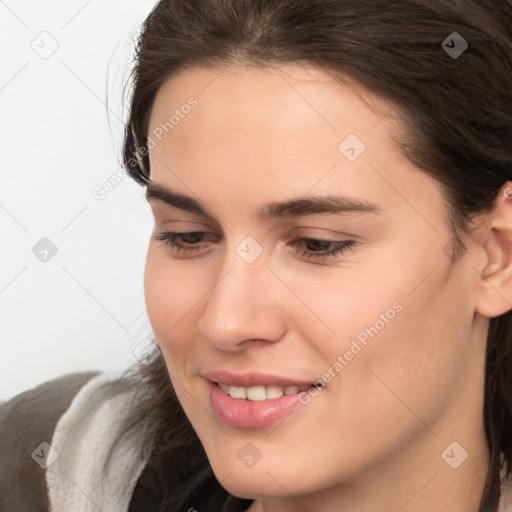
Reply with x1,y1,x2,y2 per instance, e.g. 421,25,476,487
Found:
147,63,402,180
146,63,445,231
148,62,397,142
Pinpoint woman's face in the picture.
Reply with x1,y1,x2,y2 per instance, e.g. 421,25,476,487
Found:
144,64,489,503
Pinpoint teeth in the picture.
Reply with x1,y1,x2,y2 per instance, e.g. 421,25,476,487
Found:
266,386,284,399
217,383,312,401
218,383,231,394
229,386,246,399
246,385,266,401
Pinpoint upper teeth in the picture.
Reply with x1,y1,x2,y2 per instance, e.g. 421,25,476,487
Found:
218,383,312,401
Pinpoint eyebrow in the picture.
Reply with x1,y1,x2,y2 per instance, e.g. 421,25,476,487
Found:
145,181,382,220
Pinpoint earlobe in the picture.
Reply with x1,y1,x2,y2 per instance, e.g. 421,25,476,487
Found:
474,182,512,318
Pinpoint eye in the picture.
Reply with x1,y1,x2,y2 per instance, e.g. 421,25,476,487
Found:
289,238,356,260
155,230,356,261
154,230,214,254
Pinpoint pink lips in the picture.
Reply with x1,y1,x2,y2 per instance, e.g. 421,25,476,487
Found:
202,370,317,388
203,370,321,429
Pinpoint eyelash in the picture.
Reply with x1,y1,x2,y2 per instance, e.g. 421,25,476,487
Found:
154,230,356,261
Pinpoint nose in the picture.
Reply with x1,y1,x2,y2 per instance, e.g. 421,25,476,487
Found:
197,250,287,352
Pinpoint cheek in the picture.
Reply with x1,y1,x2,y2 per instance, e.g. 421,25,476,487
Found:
344,261,474,429
144,246,170,333
299,238,473,419
144,246,199,349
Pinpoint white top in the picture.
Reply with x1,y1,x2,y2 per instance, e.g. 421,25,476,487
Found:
46,371,151,511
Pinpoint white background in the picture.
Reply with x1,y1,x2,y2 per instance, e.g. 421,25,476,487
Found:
0,0,160,400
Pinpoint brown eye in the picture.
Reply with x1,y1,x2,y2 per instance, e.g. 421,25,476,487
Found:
290,238,356,260
154,231,215,254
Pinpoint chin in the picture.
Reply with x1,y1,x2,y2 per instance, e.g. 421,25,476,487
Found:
208,454,325,501
213,470,287,500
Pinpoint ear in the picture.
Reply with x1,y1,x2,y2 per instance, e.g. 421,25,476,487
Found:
474,182,512,318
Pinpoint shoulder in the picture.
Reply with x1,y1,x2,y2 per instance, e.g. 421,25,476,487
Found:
499,461,512,512
44,369,153,511
0,371,101,511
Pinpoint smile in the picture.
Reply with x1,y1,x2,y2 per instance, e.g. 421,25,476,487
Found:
217,383,313,401
207,380,324,428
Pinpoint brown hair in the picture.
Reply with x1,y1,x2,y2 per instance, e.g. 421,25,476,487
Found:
117,1,512,510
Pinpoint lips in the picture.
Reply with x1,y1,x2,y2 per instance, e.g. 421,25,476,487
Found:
203,370,324,428
202,369,320,388
217,382,311,401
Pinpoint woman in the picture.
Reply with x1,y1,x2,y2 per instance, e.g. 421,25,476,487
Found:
1,0,511,511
